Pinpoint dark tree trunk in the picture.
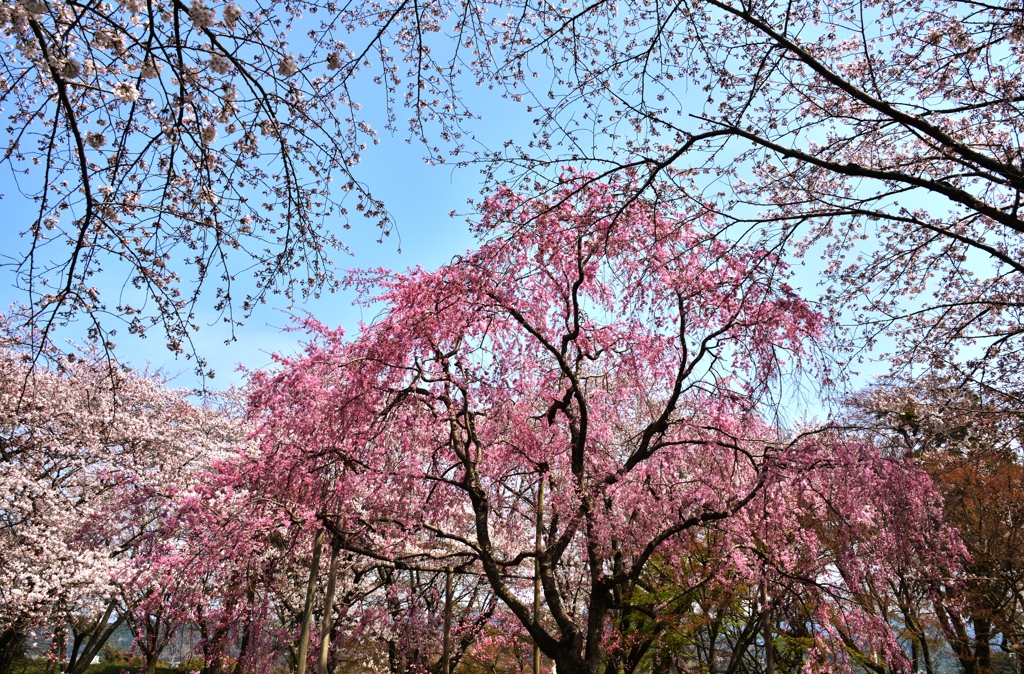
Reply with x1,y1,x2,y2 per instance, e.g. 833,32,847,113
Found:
235,586,257,674
0,628,26,674
65,601,127,674
974,618,993,674
552,653,595,674
936,602,977,674
45,629,65,674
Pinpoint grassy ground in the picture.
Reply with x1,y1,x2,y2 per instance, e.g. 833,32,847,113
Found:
12,661,177,674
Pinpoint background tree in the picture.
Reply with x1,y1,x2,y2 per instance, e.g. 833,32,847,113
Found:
851,378,1024,674
0,317,240,674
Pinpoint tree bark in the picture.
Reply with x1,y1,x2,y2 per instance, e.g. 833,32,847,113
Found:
974,617,993,674
45,629,65,674
760,583,774,674
534,477,544,674
316,541,340,674
78,618,126,674
442,566,452,674
297,529,324,674
236,585,258,674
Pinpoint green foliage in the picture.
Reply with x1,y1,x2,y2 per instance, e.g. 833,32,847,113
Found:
173,658,205,673
10,659,47,674
99,645,126,665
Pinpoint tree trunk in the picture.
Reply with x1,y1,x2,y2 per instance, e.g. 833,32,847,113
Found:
236,585,258,674
65,630,85,674
553,653,598,674
441,566,452,674
65,601,127,674
317,542,340,674
760,583,774,674
974,617,993,674
534,478,544,674
0,628,25,674
45,629,65,674
202,645,227,674
936,602,976,674
297,529,324,674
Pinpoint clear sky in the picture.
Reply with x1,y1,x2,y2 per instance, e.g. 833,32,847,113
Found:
0,16,843,394
0,103,505,389
0,119,869,403
0,62,862,399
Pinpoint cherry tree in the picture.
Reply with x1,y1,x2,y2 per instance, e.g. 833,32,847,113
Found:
0,0,402,369
206,386,505,674
443,0,1024,399
482,0,1024,399
112,411,502,674
134,474,289,674
0,320,240,674
248,174,957,674
612,433,960,674
3,0,1020,405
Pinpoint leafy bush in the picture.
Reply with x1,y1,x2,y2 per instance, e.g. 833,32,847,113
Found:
99,645,126,664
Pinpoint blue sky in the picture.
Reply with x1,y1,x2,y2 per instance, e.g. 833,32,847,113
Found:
0,116,864,400
0,14,834,393
0,7,583,391
0,112,496,388
0,51,869,399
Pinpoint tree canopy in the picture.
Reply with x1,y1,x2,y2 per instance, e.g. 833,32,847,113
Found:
243,176,959,674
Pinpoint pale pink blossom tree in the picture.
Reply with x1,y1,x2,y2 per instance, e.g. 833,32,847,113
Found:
0,0,398,371
0,320,241,674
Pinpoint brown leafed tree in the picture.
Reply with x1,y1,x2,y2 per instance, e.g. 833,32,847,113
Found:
851,379,1024,674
